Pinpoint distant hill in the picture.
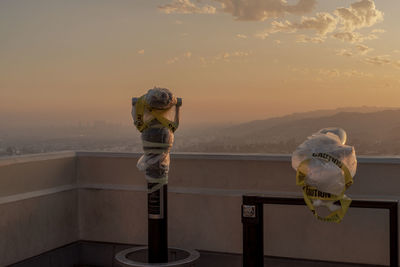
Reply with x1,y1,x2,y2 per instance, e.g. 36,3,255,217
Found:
175,107,400,155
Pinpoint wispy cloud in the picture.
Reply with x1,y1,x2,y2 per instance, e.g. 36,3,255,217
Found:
236,34,248,39
318,68,340,78
289,66,374,78
254,32,270,40
364,55,392,66
215,0,317,21
160,0,317,20
355,44,373,54
371,28,385,33
166,57,180,64
159,0,216,14
342,69,374,78
296,34,326,44
332,31,377,43
200,50,251,65
336,49,354,57
363,55,400,70
166,51,193,64
268,13,337,35
336,44,373,58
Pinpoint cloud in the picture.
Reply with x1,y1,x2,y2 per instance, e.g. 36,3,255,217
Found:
214,0,317,21
296,34,326,43
166,57,179,64
160,0,317,20
342,69,373,78
291,67,374,79
336,45,372,58
355,44,372,54
236,34,248,39
294,12,337,35
332,31,377,43
336,49,353,57
334,0,383,31
319,69,340,78
256,0,384,44
371,28,385,33
174,20,183,24
159,0,216,14
256,12,336,40
268,12,337,35
274,40,282,44
166,51,193,64
200,50,251,64
364,55,391,66
254,32,270,40
199,57,207,65
215,51,250,61
137,49,145,55
361,55,400,69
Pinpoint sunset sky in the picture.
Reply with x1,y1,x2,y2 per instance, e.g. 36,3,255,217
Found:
1,0,399,126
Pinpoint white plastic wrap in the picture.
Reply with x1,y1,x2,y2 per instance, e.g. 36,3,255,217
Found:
137,153,170,172
292,128,357,196
132,87,177,193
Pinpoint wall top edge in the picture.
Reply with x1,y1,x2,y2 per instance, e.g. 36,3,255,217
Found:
1,151,400,165
0,151,77,167
75,151,400,164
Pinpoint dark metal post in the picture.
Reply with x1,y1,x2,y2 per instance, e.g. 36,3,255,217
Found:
242,196,264,267
389,202,398,267
142,125,173,263
148,184,168,262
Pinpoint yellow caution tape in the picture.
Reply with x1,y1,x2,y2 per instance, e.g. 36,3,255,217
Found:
146,176,168,193
296,153,353,223
134,96,179,132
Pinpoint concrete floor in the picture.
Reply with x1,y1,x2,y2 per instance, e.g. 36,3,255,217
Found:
10,241,385,267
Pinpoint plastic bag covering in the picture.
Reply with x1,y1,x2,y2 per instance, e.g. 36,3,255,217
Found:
133,87,179,133
133,88,177,193
292,128,357,223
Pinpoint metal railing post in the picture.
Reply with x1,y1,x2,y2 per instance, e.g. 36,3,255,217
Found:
242,196,264,267
242,195,398,267
389,202,398,267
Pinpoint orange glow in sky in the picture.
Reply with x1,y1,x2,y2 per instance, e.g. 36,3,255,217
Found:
1,0,399,126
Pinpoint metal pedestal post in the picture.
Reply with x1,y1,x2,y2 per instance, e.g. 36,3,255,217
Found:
148,184,168,263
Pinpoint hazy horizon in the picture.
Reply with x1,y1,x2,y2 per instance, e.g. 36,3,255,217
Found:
1,0,400,128
1,105,400,129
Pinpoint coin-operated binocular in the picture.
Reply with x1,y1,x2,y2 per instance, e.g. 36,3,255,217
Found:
132,87,181,263
115,88,199,266
292,128,357,223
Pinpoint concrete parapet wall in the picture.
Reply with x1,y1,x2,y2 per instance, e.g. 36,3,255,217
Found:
0,152,78,266
1,151,399,266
